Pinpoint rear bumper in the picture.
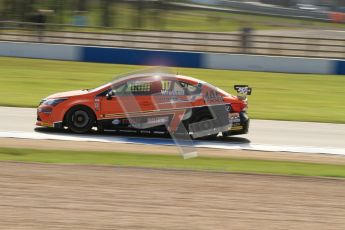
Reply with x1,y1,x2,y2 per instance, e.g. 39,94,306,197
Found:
227,112,249,135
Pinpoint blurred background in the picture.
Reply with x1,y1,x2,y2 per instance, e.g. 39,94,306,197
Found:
0,0,344,59
1,0,345,28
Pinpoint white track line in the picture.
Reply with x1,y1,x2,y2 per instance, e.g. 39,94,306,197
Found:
0,131,344,156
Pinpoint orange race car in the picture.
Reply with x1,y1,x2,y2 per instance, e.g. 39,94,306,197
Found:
36,69,251,138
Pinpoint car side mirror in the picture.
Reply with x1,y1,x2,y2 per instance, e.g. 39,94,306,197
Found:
106,91,113,100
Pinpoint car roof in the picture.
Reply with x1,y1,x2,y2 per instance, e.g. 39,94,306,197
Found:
111,73,230,96
111,72,203,85
90,68,230,96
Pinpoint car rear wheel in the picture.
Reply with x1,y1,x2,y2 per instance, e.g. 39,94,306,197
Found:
66,106,95,134
188,113,218,139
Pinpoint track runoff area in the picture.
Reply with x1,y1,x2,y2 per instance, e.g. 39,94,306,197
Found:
0,106,344,157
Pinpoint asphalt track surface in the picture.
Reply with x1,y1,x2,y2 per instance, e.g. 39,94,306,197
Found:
0,106,344,155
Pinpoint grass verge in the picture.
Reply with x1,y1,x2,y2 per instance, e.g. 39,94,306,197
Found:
1,57,345,123
0,147,345,178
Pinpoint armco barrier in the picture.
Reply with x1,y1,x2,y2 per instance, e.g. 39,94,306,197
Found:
0,41,344,75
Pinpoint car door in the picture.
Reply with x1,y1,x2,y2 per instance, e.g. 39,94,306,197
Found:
99,79,153,119
98,83,125,119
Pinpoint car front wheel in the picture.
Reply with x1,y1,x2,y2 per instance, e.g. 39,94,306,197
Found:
65,106,95,134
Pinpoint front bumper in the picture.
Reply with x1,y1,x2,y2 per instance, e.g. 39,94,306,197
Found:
36,107,63,129
36,120,53,127
36,120,63,129
36,108,53,127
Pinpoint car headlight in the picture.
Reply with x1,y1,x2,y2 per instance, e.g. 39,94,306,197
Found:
43,98,68,106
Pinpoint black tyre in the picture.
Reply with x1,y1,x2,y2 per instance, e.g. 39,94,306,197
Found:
188,113,218,139
222,131,231,137
65,106,95,134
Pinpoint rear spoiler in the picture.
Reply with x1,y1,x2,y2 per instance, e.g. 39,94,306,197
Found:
234,85,252,96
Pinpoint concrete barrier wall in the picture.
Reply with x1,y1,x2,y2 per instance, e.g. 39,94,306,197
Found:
0,42,80,61
0,41,344,75
202,53,335,74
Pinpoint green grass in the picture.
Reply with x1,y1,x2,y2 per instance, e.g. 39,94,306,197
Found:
1,57,345,123
0,147,344,178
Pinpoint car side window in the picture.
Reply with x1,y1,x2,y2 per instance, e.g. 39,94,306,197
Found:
127,81,151,95
109,80,201,96
178,81,201,95
112,80,151,96
111,83,126,95
160,80,184,96
162,80,172,91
